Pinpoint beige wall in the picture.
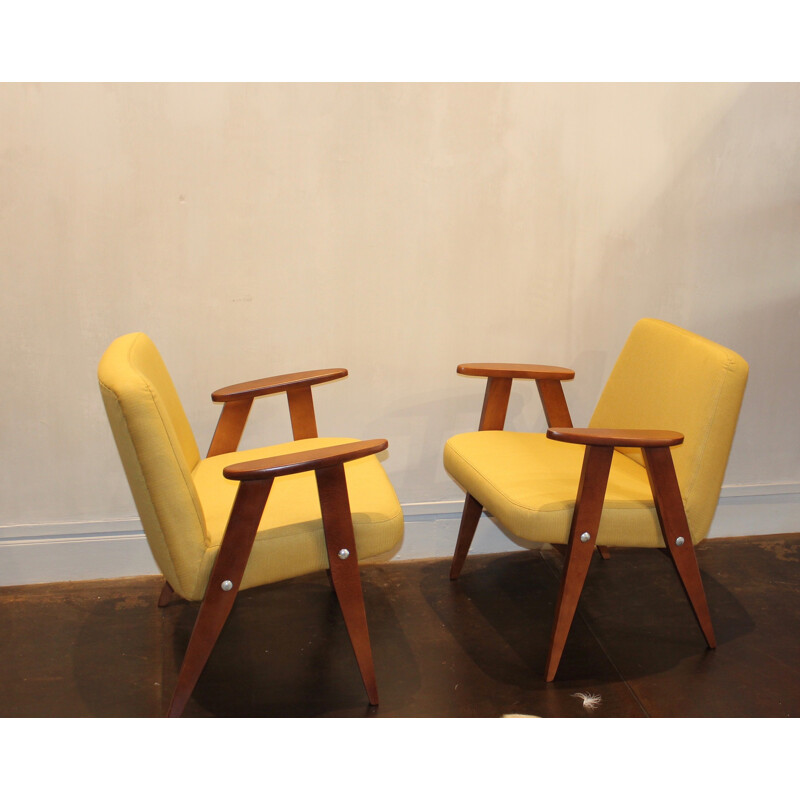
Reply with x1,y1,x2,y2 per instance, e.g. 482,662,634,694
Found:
1,83,798,540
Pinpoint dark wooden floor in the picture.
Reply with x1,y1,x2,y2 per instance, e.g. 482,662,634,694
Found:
0,533,797,717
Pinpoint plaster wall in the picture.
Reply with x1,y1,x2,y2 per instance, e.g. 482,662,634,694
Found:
1,83,798,580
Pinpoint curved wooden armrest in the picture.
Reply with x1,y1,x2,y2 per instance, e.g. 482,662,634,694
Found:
457,364,574,431
208,368,349,456
457,363,575,381
212,368,348,403
547,427,684,447
223,439,388,481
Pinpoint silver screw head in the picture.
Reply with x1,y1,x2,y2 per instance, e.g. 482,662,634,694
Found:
221,580,233,591
337,548,350,560
580,532,591,543
675,537,685,547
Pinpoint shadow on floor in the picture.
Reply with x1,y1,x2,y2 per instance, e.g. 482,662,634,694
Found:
1,533,797,718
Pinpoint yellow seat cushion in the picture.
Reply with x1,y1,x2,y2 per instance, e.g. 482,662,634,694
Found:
444,431,668,548
191,437,404,599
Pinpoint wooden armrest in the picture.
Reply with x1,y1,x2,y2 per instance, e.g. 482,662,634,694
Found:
223,439,388,481
547,427,684,447
457,363,574,381
208,368,348,456
457,364,574,430
212,368,348,403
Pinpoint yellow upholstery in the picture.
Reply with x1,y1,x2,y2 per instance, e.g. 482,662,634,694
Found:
444,319,748,548
589,318,749,543
446,432,661,547
194,440,403,598
99,333,404,602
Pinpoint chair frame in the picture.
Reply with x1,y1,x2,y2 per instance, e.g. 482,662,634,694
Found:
159,369,385,717
449,363,716,682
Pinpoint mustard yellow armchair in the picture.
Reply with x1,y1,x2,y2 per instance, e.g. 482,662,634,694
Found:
444,319,748,681
99,333,403,716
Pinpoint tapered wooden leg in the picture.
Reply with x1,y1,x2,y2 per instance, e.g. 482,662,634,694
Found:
316,463,379,705
545,445,614,682
157,581,176,607
450,493,484,580
167,479,273,718
643,447,716,648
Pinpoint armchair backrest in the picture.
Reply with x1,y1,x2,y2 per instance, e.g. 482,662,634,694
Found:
589,318,748,541
98,333,206,596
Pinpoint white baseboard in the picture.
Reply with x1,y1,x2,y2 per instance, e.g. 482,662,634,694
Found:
0,533,159,587
1,484,797,587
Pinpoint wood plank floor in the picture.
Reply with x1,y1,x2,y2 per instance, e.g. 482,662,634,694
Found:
0,533,797,717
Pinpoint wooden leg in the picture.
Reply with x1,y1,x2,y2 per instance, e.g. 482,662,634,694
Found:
450,493,483,580
597,546,611,560
545,445,614,682
643,447,716,648
167,479,273,718
316,463,379,706
157,581,176,607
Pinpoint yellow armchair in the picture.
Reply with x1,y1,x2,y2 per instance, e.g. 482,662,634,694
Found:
99,333,403,716
444,319,748,681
